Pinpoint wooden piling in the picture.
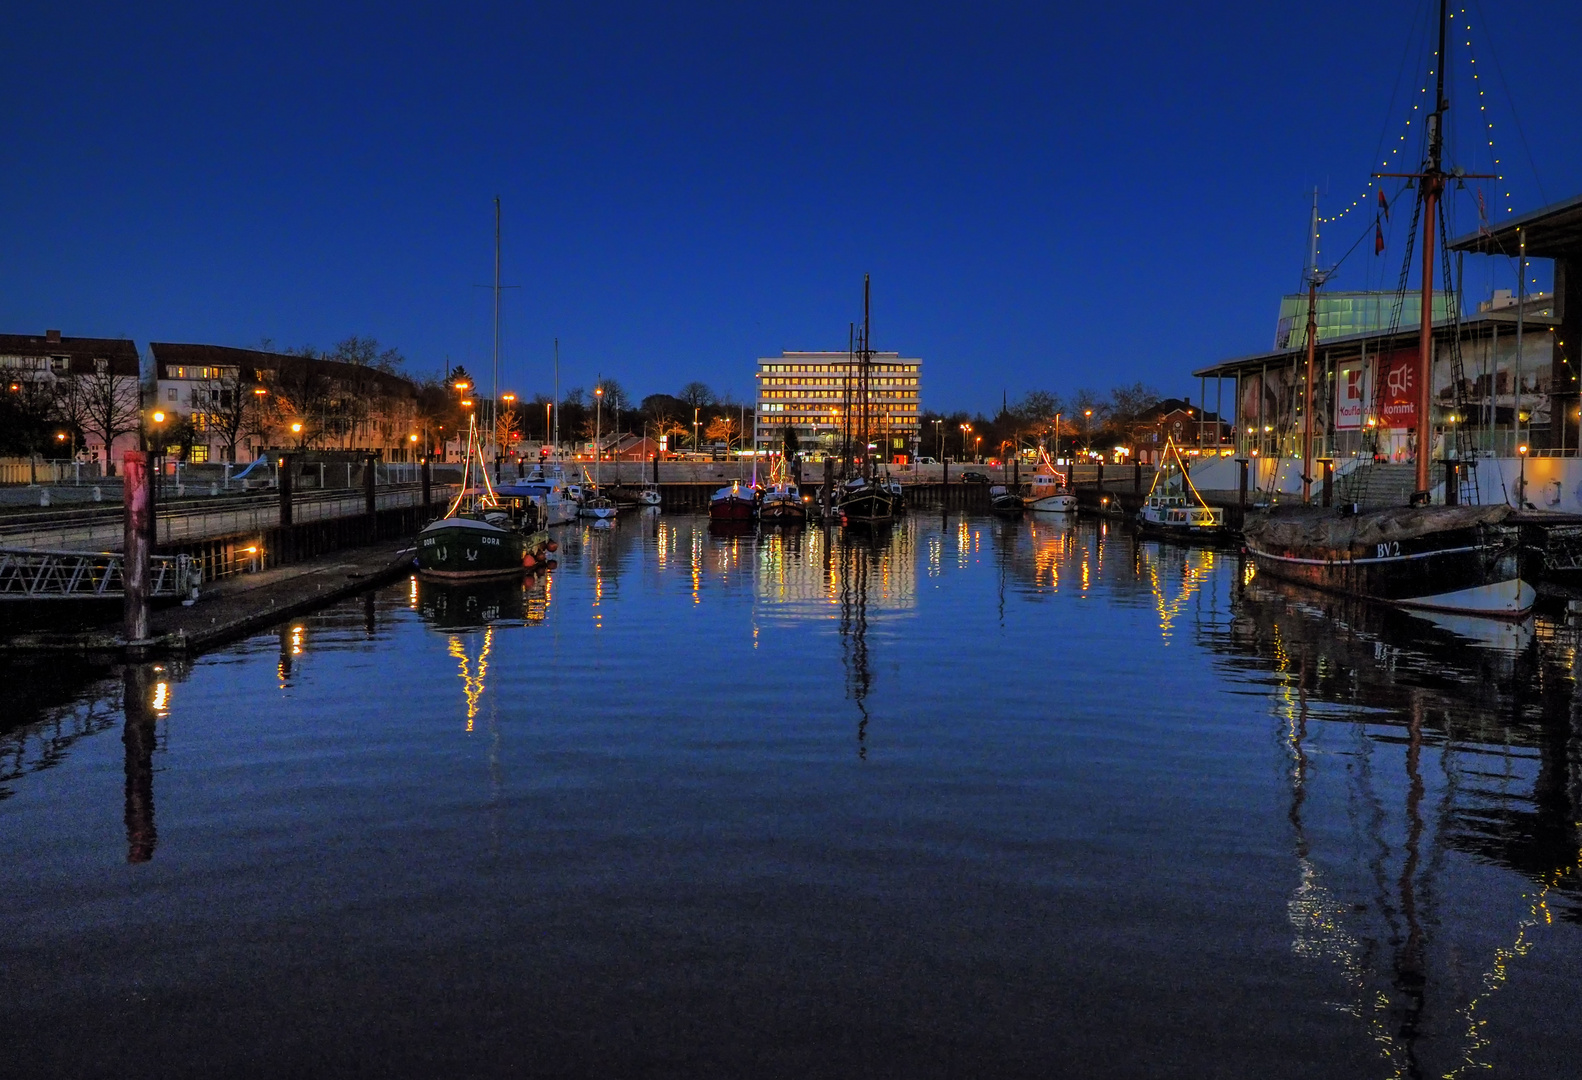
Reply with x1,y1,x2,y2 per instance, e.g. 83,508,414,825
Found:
123,450,152,644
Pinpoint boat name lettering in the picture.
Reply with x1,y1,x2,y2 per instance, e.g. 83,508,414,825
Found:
1375,541,1401,559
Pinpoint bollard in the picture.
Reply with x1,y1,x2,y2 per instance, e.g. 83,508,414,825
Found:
1134,461,1142,494
93,485,103,502
278,453,294,527
421,457,432,513
1237,458,1249,509
1322,460,1334,508
40,488,50,507
210,482,218,497
123,451,152,644
364,454,378,540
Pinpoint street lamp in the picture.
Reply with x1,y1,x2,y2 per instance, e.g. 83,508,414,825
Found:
694,407,700,456
1518,443,1529,506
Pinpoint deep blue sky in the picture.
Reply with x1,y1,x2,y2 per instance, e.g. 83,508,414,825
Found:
5,1,1577,412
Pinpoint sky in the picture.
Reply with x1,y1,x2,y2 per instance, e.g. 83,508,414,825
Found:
4,0,1578,414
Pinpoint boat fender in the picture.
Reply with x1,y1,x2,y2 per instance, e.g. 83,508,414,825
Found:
546,541,558,553
545,559,558,570
523,554,537,569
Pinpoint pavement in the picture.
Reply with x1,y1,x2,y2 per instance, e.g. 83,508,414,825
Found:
4,540,416,656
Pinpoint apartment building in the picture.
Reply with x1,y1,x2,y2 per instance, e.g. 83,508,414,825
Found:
754,350,922,458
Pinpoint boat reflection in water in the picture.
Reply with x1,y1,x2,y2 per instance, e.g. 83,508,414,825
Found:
1207,565,1581,1077
412,573,549,631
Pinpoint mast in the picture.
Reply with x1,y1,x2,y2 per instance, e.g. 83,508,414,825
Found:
491,196,501,464
553,337,560,458
843,322,854,479
1303,272,1319,504
861,274,872,481
1412,0,1450,500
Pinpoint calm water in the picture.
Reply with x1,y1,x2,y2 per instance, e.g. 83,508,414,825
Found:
3,512,1580,1078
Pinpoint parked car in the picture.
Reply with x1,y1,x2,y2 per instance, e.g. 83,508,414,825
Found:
960,470,991,484
914,456,939,465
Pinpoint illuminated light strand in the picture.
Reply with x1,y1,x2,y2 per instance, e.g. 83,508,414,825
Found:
1318,10,1507,228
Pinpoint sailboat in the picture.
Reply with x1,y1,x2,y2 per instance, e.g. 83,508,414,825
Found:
1135,438,1225,541
1242,0,1533,617
833,275,896,526
496,461,579,525
758,455,806,523
417,415,553,578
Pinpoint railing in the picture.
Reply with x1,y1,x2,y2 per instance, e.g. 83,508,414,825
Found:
0,483,457,552
0,549,199,600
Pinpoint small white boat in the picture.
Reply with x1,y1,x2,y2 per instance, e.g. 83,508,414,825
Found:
579,493,618,520
636,486,662,507
497,463,580,526
1026,463,1076,513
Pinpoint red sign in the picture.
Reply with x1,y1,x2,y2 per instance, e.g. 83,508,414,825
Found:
1377,350,1418,429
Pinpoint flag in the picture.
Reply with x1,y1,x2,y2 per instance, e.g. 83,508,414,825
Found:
1375,219,1385,255
1377,189,1389,222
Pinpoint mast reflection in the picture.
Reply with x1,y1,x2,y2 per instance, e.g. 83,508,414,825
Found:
1214,580,1582,1075
836,527,880,760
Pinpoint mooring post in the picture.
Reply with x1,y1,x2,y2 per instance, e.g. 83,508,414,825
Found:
278,454,294,527
1237,458,1249,509
364,454,378,540
421,457,432,513
1134,460,1142,493
1444,460,1459,506
823,458,834,517
1321,459,1334,507
123,450,152,644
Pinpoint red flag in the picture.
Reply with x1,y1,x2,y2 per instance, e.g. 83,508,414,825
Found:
1375,219,1385,255
1377,189,1390,222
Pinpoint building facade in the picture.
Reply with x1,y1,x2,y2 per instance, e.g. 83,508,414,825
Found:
0,330,142,469
150,343,421,463
754,350,922,458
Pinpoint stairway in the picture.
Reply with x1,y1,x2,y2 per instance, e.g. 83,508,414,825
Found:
1335,463,1426,509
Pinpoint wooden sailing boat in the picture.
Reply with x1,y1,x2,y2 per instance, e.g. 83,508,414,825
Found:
834,275,896,525
1135,438,1225,540
417,414,553,578
1242,0,1532,617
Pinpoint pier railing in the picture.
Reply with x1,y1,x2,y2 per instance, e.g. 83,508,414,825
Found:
0,483,457,552
0,548,198,600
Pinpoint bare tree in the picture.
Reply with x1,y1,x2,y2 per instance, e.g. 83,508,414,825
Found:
198,367,268,462
705,413,742,452
678,381,714,411
63,367,140,475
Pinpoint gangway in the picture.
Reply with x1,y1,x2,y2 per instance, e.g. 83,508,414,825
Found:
0,548,199,601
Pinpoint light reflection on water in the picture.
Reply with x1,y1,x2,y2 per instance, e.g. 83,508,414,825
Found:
1,513,1579,1078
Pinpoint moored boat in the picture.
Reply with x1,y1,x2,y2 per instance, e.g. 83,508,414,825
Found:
417,416,557,579
759,480,806,522
709,481,757,521
497,463,579,525
1026,466,1076,513
989,484,1025,513
1243,504,1532,616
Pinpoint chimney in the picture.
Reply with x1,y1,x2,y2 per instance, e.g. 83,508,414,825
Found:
45,329,61,343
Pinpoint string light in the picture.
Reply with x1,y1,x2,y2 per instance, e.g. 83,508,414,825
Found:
1317,10,1509,235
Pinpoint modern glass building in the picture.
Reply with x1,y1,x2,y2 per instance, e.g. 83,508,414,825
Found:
1274,291,1454,350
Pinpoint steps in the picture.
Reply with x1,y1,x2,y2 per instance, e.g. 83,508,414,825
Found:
1335,463,1424,509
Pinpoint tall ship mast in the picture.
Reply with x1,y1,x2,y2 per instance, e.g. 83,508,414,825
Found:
831,274,896,526
1241,0,1532,617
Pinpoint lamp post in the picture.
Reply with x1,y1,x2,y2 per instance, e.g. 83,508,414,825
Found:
545,402,553,459
1518,443,1529,507
693,407,700,456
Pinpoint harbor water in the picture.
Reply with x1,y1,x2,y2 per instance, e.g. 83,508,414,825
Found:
3,512,1580,1077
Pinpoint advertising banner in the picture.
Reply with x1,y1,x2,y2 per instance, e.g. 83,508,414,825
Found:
1335,363,1364,430
1377,350,1418,429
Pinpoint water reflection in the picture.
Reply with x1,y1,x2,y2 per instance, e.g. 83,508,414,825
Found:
122,664,159,863
413,574,548,631
1209,575,1582,1075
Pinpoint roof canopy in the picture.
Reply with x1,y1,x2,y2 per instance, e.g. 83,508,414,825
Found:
1448,191,1582,259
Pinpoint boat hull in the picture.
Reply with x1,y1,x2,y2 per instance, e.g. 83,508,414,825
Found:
1028,495,1077,513
1136,518,1226,543
417,519,532,579
759,499,806,522
1245,514,1533,616
709,497,756,521
836,488,894,524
